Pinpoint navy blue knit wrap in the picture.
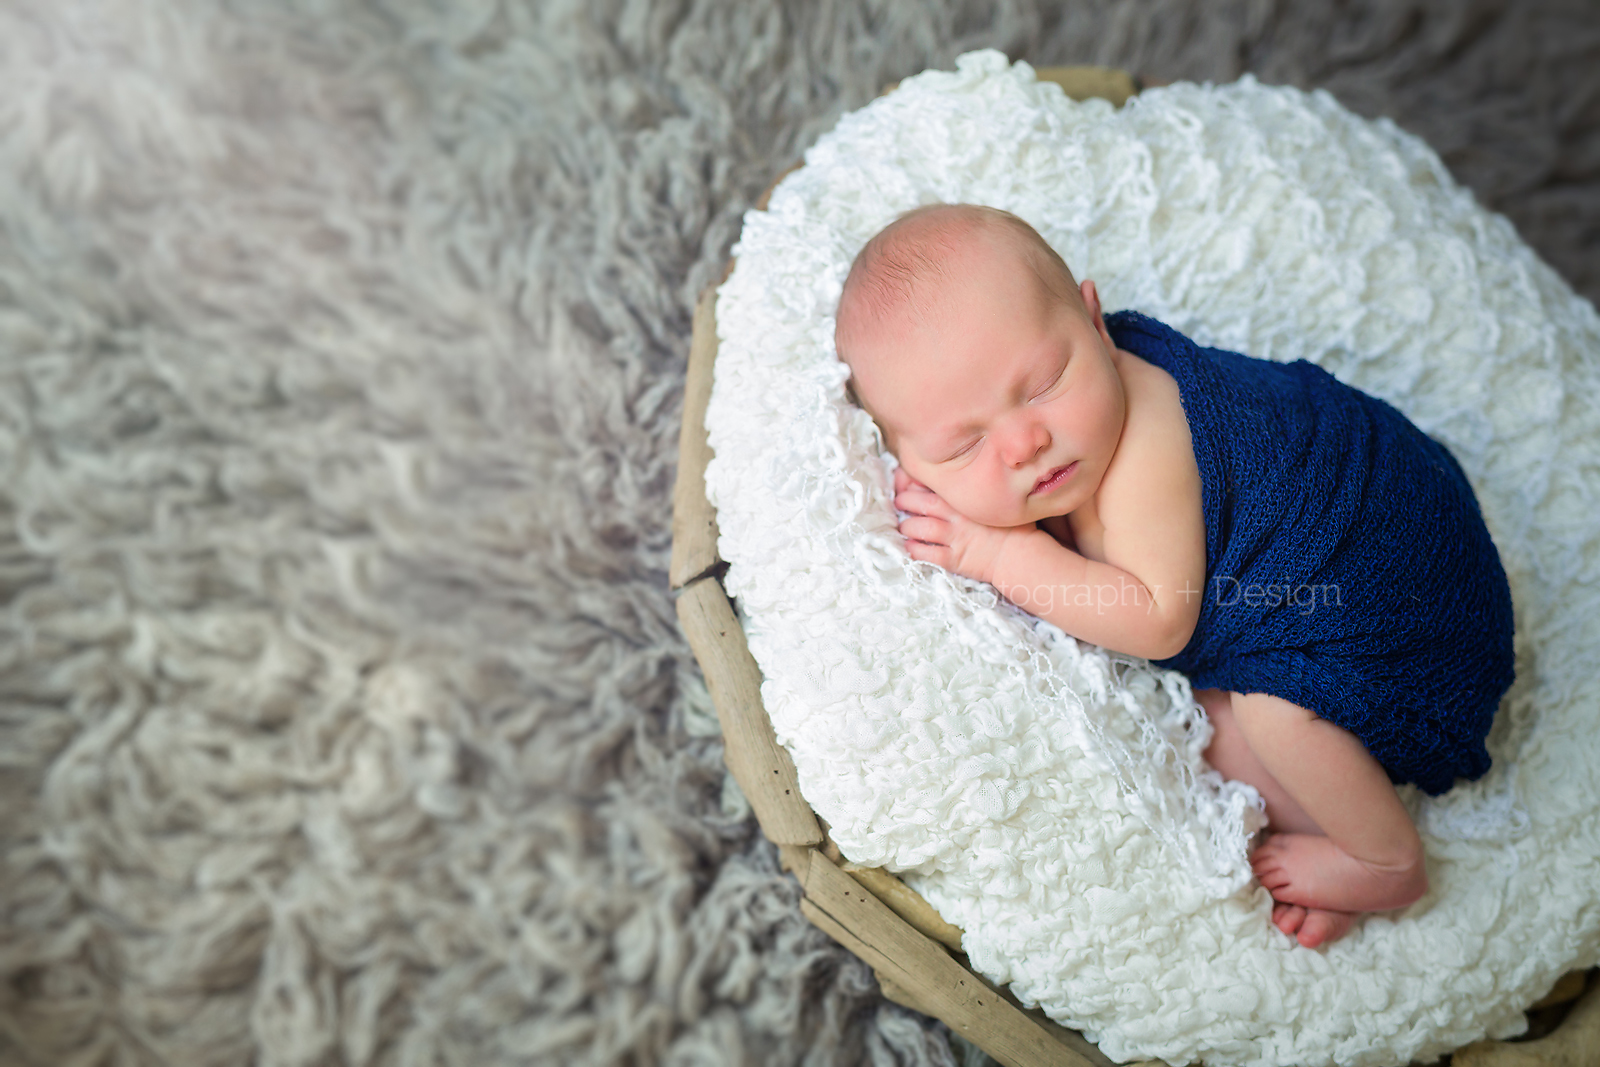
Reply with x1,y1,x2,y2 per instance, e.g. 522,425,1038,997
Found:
1106,312,1516,797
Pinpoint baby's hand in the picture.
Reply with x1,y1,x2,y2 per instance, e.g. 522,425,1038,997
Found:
893,468,1031,586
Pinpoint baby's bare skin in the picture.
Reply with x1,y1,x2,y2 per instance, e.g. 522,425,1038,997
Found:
839,204,1427,947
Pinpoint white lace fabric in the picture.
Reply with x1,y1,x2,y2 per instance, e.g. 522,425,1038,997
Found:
704,51,1600,1067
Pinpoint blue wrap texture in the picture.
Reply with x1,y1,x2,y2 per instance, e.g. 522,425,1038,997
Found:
1106,312,1516,797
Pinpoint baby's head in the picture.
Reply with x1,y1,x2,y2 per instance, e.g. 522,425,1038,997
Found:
836,204,1127,528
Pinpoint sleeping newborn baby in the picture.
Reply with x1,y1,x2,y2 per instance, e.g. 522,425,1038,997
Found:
835,203,1516,948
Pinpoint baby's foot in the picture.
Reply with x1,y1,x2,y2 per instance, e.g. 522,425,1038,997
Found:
1252,832,1427,913
1270,902,1355,948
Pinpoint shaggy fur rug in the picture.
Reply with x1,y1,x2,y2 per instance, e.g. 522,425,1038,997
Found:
0,2,1595,1065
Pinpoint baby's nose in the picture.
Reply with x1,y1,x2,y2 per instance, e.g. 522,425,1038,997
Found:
997,418,1049,468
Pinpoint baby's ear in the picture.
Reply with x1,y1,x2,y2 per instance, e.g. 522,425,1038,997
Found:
1080,279,1114,343
845,377,862,407
1079,278,1104,322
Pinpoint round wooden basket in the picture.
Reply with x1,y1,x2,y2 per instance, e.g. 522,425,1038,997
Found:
668,66,1599,1067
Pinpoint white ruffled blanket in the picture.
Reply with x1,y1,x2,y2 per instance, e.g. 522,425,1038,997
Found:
704,51,1600,1067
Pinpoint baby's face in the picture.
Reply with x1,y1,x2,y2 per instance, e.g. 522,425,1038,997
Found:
848,249,1127,529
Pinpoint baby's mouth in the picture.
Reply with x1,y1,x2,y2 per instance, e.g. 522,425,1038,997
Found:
1032,462,1077,495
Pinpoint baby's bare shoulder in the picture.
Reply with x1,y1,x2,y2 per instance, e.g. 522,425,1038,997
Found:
1102,349,1196,505
1092,349,1206,595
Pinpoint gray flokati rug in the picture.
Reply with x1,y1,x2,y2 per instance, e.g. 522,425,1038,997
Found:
1,3,1596,1065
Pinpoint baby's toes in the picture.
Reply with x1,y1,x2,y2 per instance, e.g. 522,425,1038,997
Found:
1251,834,1287,858
1272,903,1307,936
1296,910,1355,949
1252,857,1287,889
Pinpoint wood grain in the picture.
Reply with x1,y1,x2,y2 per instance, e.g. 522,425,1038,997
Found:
674,577,822,846
669,287,723,590
793,847,1098,1067
1453,972,1600,1067
839,864,964,955
1033,65,1140,107
1533,969,1590,1010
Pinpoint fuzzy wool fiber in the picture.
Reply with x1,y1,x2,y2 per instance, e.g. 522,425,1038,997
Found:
1,3,1598,1067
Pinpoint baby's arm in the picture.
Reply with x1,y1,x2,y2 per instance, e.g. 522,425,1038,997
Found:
989,518,1195,659
894,470,1196,659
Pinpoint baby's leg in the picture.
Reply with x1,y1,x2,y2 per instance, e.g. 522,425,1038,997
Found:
1198,689,1319,834
1198,689,1428,946
1200,690,1354,946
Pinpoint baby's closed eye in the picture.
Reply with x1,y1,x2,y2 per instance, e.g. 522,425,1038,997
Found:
1030,365,1066,401
942,437,981,462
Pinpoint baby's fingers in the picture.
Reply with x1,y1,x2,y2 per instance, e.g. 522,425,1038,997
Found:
898,515,950,547
903,536,952,569
893,467,929,494
894,486,948,518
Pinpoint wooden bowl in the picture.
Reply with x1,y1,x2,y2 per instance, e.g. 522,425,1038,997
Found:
669,65,1599,1067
